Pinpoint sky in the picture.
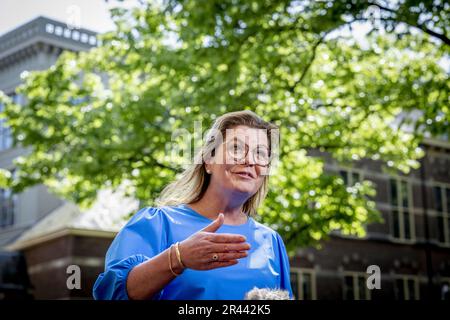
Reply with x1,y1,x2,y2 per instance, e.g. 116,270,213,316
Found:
0,0,130,36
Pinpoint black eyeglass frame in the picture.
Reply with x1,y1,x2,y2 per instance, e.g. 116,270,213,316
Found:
221,138,272,167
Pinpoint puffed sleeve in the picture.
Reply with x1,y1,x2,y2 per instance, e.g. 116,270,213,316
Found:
93,207,167,300
275,232,294,300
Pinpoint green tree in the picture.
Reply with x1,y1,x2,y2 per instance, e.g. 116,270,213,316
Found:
0,0,448,253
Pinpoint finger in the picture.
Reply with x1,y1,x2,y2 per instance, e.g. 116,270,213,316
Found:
208,233,246,243
201,213,224,233
207,243,251,253
214,252,248,262
205,260,238,270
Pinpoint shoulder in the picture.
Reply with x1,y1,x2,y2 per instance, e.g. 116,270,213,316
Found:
251,219,289,260
251,218,284,242
125,206,167,229
129,206,162,222
127,205,184,226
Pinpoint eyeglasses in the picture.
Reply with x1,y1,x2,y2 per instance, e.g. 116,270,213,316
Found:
223,138,271,167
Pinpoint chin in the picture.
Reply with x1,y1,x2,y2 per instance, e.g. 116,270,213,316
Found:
235,187,255,195
230,182,258,195
225,173,261,194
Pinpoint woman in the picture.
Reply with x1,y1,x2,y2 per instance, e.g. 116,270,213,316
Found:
93,110,293,300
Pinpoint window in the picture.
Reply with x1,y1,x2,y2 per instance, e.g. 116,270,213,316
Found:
336,168,369,236
0,188,16,228
0,102,12,151
0,93,24,151
45,23,55,34
343,272,371,300
0,169,17,228
394,276,419,300
339,169,363,187
55,26,63,36
290,271,299,299
433,185,450,245
290,268,316,300
389,178,415,241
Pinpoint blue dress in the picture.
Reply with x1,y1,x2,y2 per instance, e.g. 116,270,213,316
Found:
93,204,293,300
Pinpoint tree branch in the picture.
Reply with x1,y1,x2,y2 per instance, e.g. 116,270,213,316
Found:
367,1,450,46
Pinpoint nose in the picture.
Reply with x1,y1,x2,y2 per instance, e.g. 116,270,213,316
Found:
243,149,257,166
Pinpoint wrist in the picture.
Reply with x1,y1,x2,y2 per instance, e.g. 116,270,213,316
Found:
175,241,186,269
170,244,185,274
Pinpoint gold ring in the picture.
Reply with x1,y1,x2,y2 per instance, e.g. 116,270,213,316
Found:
212,253,218,261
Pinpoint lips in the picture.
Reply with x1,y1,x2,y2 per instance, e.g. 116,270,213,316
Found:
233,171,255,179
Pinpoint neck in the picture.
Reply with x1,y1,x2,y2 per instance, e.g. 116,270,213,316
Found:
188,184,249,225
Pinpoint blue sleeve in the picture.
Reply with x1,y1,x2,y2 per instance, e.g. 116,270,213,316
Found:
93,207,167,300
275,232,294,300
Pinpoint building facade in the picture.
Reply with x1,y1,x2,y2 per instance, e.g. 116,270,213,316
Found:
0,16,97,248
0,17,122,300
290,142,450,300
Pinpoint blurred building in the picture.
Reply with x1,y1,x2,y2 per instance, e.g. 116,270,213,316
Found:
0,16,449,300
290,142,450,300
0,16,97,247
0,16,138,299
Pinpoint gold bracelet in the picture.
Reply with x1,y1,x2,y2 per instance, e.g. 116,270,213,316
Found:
175,242,186,268
168,245,181,277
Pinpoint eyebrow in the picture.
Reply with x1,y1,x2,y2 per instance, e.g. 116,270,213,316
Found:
227,137,269,149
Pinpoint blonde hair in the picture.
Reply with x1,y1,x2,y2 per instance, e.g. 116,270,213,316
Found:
156,110,278,216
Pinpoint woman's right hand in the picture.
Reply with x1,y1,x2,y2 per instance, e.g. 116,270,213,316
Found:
178,213,251,270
